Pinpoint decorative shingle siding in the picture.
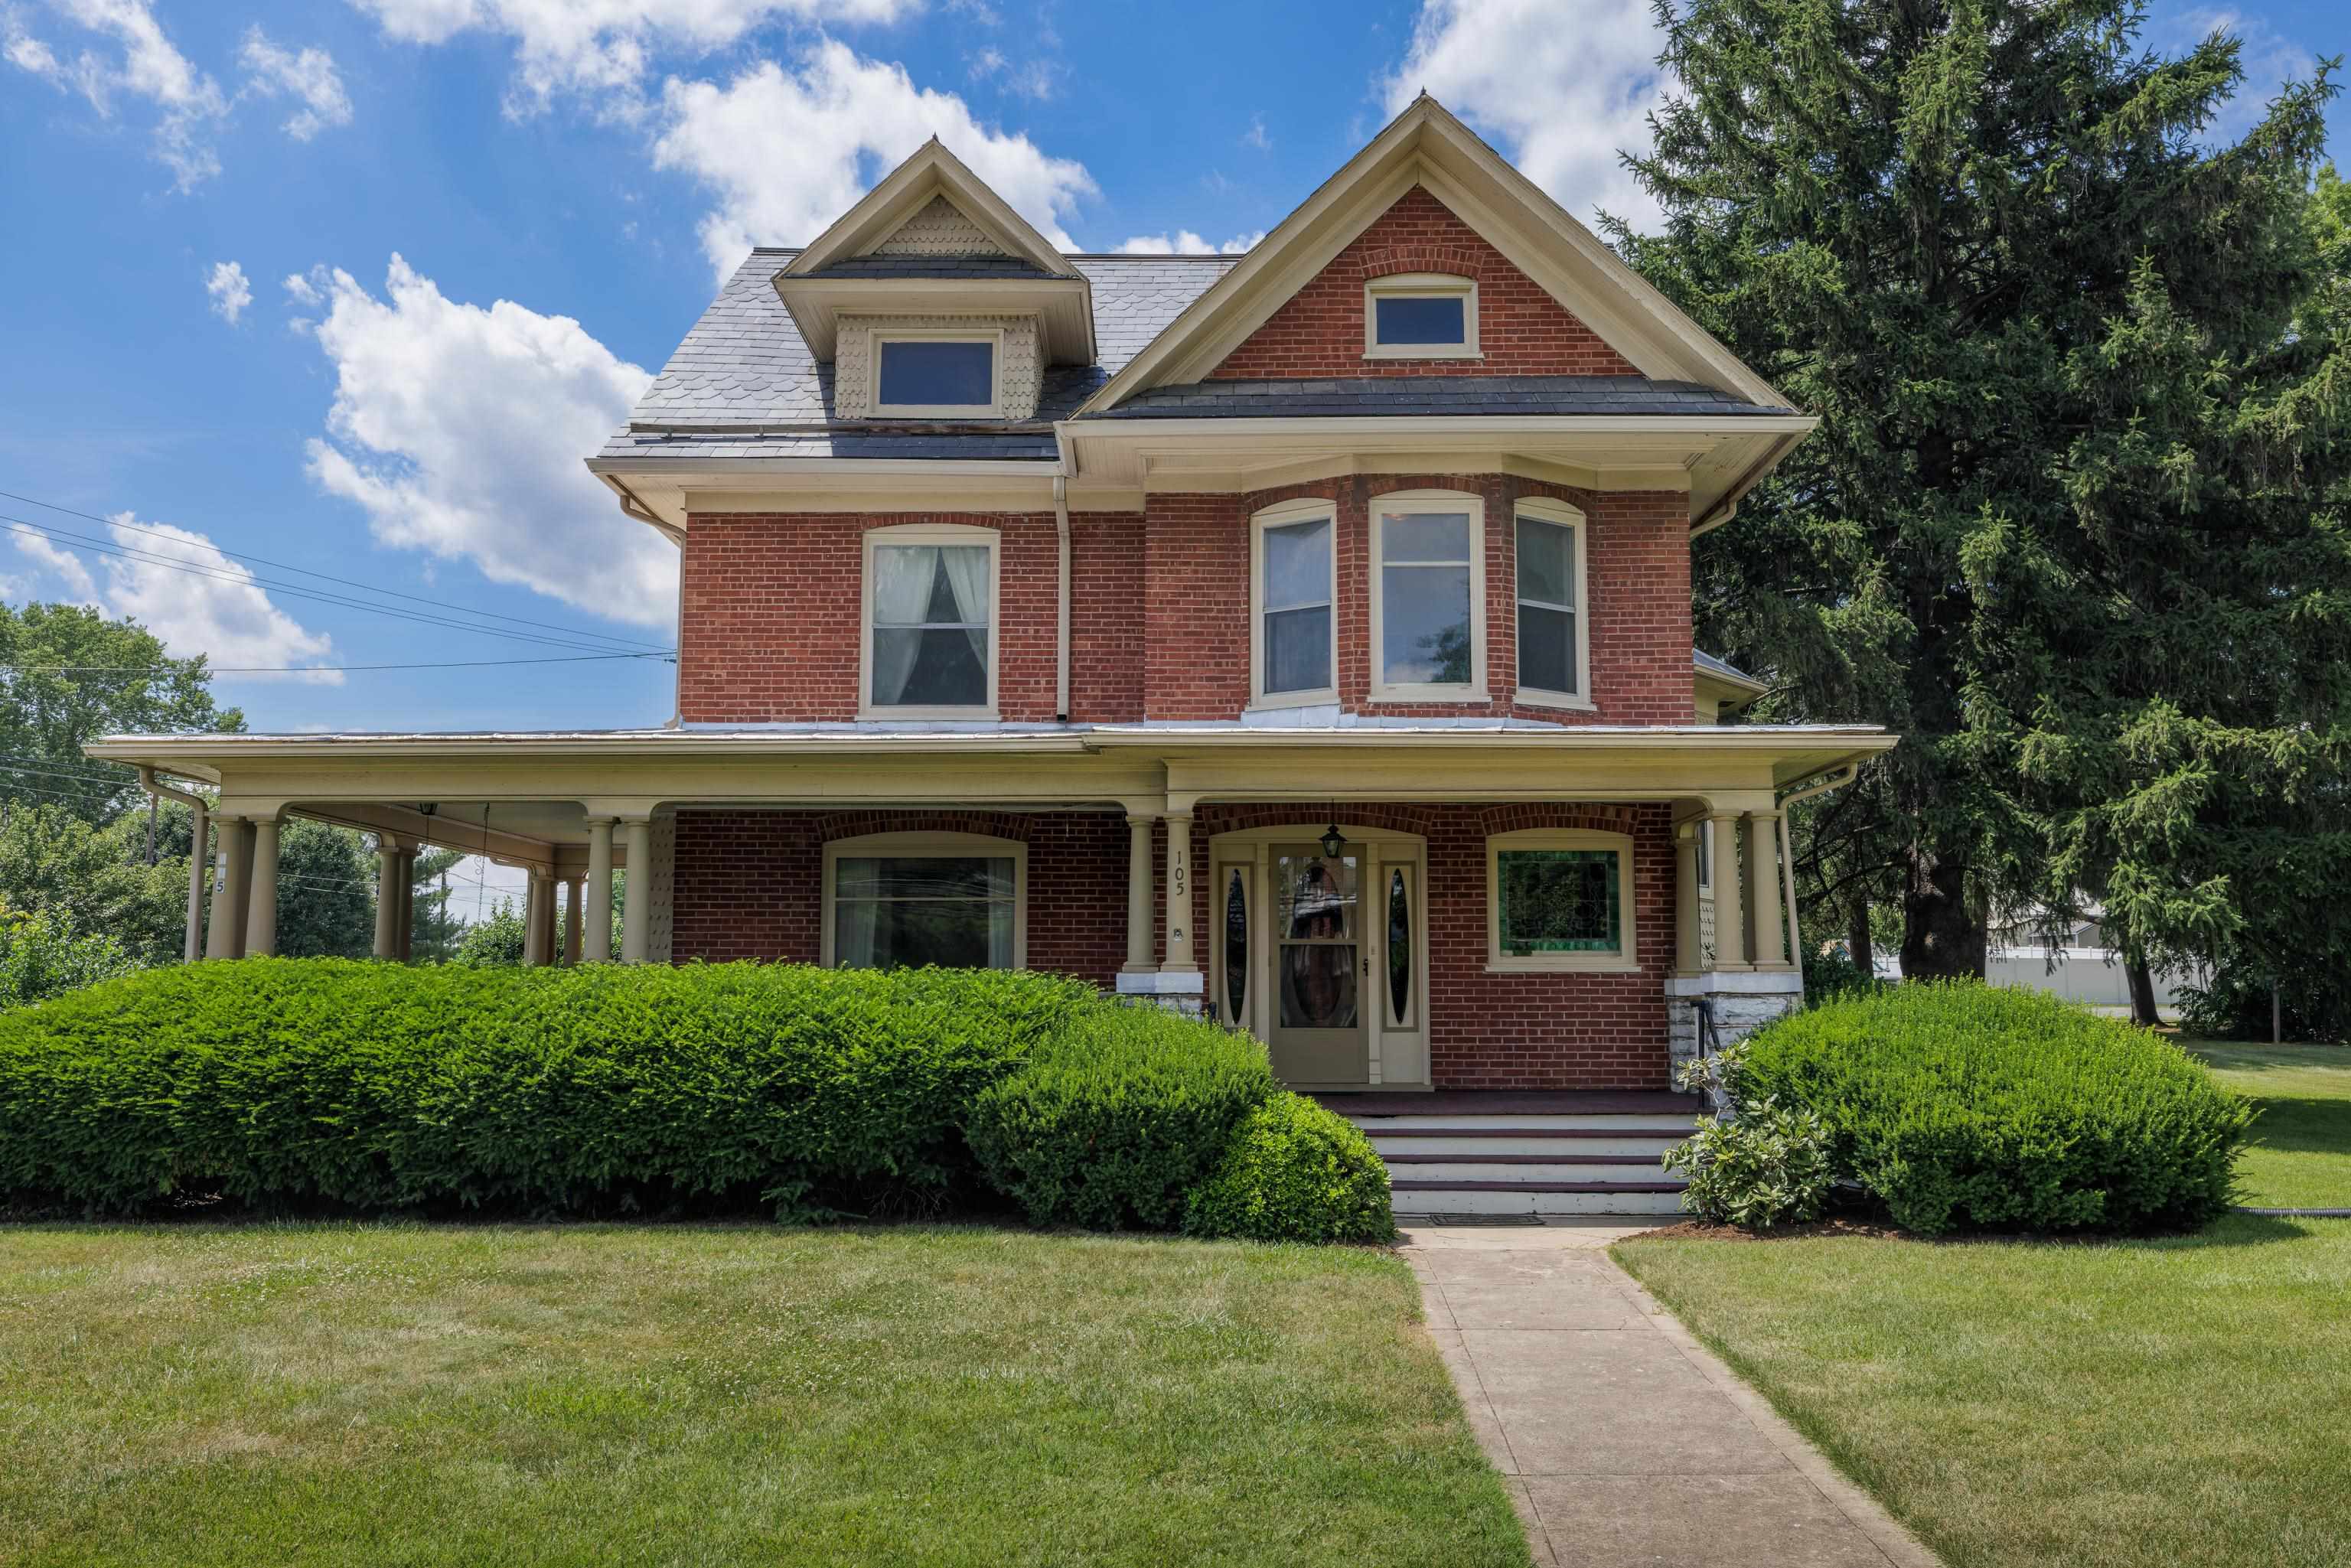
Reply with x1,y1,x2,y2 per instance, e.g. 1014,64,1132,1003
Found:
1207,186,1639,380
673,801,1673,1091
1141,475,1693,724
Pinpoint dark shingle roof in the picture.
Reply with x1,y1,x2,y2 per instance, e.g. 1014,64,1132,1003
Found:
602,250,1236,462
1089,376,1786,420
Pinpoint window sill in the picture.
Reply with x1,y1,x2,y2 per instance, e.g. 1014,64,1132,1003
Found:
1368,686,1492,705
1515,688,1595,713
1361,347,1482,361
856,706,1002,722
1246,690,1340,712
1485,957,1642,975
870,405,1003,419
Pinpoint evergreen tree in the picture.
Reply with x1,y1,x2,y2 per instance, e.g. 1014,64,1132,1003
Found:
1618,0,2344,978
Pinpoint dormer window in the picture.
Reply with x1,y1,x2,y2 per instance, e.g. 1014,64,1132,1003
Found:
872,331,1002,416
1365,274,1479,360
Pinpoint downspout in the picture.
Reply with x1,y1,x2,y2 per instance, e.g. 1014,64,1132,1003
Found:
139,766,210,963
1774,762,1861,980
1052,473,1071,722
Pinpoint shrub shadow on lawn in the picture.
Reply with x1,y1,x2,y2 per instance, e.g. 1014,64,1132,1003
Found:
1638,1209,2322,1249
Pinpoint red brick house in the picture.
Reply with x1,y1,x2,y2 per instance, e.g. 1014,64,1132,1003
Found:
96,99,1890,1136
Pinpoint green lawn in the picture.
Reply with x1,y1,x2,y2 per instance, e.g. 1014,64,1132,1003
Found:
2186,1039,2351,1208
1612,1044,2351,1568
0,1224,1526,1568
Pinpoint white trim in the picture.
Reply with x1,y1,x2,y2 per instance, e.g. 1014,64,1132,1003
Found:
859,523,1001,719
820,830,1027,969
1364,272,1479,360
1368,488,1487,702
783,142,1071,281
869,328,1005,418
1485,827,1639,973
1510,496,1593,712
1248,497,1339,709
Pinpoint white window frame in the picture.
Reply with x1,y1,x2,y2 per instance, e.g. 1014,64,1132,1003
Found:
1369,489,1487,703
1248,497,1340,709
1364,272,1479,360
820,830,1028,969
869,327,1005,417
1485,827,1639,973
859,522,1000,719
1511,497,1593,712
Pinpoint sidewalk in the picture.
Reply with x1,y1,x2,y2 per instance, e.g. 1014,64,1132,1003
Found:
1403,1221,1939,1568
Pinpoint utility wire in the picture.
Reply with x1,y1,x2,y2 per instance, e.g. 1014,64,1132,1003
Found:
0,486,672,652
0,651,671,676
0,513,661,657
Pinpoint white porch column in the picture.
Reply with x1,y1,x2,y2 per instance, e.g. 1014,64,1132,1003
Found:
1743,810,1788,970
182,797,210,963
204,816,251,960
243,814,282,958
1778,812,1804,976
373,839,401,959
521,873,546,967
1161,812,1196,974
1122,813,1156,973
1709,810,1748,970
621,818,652,963
583,817,615,963
1674,819,1704,975
562,879,582,964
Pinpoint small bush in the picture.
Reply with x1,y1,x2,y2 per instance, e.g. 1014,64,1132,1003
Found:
2178,964,2348,1046
1742,982,2252,1234
965,1003,1274,1229
1800,946,1888,1002
0,958,1091,1218
1183,1092,1395,1244
1663,1097,1834,1228
0,905,142,1007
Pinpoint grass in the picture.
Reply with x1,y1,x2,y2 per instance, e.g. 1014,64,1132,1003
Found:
0,1224,1527,1568
1612,1045,2351,1568
2184,1039,2351,1208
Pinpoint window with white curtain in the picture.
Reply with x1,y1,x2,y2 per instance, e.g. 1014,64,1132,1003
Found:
864,526,996,713
823,833,1026,970
1252,502,1336,703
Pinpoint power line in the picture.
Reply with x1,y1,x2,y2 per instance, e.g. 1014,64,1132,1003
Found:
0,650,670,676
0,513,662,657
0,486,671,652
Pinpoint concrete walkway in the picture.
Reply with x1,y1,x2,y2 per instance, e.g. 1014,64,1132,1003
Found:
1403,1221,1939,1568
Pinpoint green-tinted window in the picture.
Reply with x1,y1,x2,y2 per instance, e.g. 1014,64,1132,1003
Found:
1495,849,1620,955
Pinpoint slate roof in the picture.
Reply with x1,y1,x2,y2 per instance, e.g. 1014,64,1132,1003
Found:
1090,376,1790,419
1694,648,1768,692
599,249,1235,463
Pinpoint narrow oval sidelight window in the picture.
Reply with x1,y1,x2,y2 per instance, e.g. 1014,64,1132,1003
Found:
1224,867,1250,1024
1387,867,1411,1025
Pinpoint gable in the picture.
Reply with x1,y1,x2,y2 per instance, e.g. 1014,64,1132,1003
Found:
872,194,1006,258
1208,187,1636,381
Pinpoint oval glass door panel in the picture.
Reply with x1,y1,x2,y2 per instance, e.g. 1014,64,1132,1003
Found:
1223,866,1249,1024
1274,850,1358,1029
1387,867,1412,1025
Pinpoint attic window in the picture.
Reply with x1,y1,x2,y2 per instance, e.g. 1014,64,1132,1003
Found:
1366,274,1479,360
873,331,1000,416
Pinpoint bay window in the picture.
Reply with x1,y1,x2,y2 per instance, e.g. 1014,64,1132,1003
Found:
1514,497,1589,707
1251,500,1336,704
1371,491,1485,700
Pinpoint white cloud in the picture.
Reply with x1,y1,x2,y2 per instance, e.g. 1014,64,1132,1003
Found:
348,0,918,111
205,260,252,324
283,269,324,307
1383,0,1669,232
300,255,675,630
4,0,228,188
965,43,1052,100
238,25,351,140
654,41,1097,278
2150,6,2320,140
9,517,341,682
1115,230,1260,256
1241,112,1270,151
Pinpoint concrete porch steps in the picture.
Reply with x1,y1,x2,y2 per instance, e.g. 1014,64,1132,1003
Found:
1327,1092,1700,1217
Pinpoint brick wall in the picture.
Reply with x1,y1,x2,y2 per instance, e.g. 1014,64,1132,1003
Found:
1143,475,1692,724
674,800,1672,1091
1208,186,1638,380
677,511,1143,724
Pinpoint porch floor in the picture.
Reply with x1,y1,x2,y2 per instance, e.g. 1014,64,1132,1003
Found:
1311,1090,1699,1118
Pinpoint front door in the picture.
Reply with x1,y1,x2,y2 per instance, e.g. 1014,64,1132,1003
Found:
1268,844,1367,1084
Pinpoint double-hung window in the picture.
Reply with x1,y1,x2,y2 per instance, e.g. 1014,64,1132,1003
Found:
1371,491,1485,700
863,524,996,716
1251,501,1336,705
1513,497,1588,708
1365,273,1479,359
1486,829,1637,972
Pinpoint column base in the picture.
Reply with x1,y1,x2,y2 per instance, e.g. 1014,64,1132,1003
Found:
1666,970,1805,1110
1114,969,1205,1016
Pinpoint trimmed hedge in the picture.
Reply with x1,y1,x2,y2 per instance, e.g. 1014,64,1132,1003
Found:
1739,982,2253,1234
1183,1093,1395,1244
965,1002,1276,1229
0,958,1090,1218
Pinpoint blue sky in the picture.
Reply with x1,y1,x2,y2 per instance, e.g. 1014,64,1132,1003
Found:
1,0,2343,743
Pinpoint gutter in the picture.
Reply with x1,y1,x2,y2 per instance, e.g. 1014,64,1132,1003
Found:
1053,473,1071,721
138,766,210,965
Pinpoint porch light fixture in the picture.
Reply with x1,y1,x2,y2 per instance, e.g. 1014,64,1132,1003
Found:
1320,822,1347,859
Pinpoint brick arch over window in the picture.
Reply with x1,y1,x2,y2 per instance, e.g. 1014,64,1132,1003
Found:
1206,187,1639,380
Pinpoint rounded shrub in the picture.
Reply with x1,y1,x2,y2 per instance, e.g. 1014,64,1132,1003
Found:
964,1002,1274,1229
1182,1092,1395,1244
1742,982,2254,1234
0,957,1092,1218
